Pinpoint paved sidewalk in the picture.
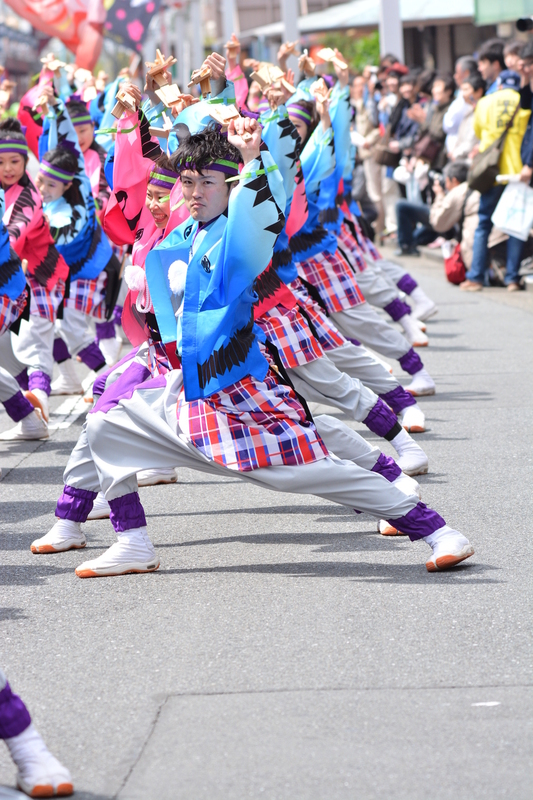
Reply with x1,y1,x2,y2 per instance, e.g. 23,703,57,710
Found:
1,252,532,799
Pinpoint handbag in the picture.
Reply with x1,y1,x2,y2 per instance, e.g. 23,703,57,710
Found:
467,102,519,194
373,126,401,168
413,133,442,164
491,180,533,241
443,242,466,284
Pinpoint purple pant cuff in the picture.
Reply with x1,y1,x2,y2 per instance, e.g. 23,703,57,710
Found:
398,348,423,376
95,321,115,342
363,398,397,438
28,371,51,395
56,485,97,523
380,386,416,414
0,682,31,739
371,452,402,482
397,274,418,294
384,297,412,322
347,336,361,347
113,305,123,326
78,342,106,372
109,492,147,532
3,391,34,422
15,369,29,392
387,502,446,541
53,337,71,363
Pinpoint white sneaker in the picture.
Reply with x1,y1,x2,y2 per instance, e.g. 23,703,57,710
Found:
398,314,429,347
405,368,436,397
410,287,438,321
378,519,403,536
0,409,48,441
5,723,73,797
390,428,428,476
87,491,111,520
31,519,86,554
137,468,178,486
425,525,474,572
99,335,122,367
399,403,426,433
75,527,159,578
413,318,427,332
51,360,83,395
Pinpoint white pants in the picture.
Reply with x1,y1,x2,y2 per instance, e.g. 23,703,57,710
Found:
331,304,411,361
0,365,21,404
56,307,95,357
351,265,399,309
65,371,419,522
11,316,55,379
0,329,26,379
325,341,402,396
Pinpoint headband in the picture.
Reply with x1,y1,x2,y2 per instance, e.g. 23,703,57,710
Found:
149,166,178,188
39,159,75,184
179,157,240,177
287,103,312,124
70,114,93,127
0,140,28,156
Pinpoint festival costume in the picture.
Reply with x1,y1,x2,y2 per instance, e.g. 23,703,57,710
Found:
0,668,73,796
33,134,473,574
38,99,119,385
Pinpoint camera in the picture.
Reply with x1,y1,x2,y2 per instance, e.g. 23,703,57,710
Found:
517,17,533,31
428,169,445,188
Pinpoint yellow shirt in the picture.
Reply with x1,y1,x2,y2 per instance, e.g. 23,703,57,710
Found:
473,88,531,176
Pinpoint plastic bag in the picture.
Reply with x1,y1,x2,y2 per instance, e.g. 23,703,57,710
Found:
491,182,533,242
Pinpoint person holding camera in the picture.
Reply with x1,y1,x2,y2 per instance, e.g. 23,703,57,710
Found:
429,161,479,270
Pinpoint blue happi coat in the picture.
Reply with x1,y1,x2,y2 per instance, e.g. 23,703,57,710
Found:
145,149,286,400
39,99,113,280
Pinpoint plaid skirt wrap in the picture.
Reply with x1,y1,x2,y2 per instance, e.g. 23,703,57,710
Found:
289,278,348,352
296,249,365,313
338,224,368,274
178,370,329,472
256,305,325,369
0,290,27,336
66,274,107,319
29,276,66,322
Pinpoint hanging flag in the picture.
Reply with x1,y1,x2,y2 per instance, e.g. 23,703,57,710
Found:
103,0,161,52
3,0,105,69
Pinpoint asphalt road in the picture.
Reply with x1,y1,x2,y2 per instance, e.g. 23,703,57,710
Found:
1,249,532,799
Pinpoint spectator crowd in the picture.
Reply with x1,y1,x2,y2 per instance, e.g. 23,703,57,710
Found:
348,37,533,291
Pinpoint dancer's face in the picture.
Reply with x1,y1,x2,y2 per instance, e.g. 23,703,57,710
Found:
180,169,230,222
146,184,171,228
0,153,25,187
288,115,309,145
36,173,70,204
75,122,95,153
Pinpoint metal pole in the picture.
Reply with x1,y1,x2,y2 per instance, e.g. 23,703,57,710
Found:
378,0,404,62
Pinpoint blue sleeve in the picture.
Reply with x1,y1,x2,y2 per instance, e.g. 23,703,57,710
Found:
300,124,335,195
260,105,300,203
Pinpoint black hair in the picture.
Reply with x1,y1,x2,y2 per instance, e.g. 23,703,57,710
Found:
504,40,524,58
65,99,93,121
399,74,415,86
170,126,243,176
520,40,533,61
0,118,29,164
444,160,469,184
287,99,319,148
42,146,83,206
463,73,486,95
150,151,179,181
433,73,455,95
415,69,436,96
380,53,400,65
455,56,478,77
387,70,402,80
478,42,505,70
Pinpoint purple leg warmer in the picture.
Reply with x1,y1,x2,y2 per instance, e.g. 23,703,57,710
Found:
371,452,402,482
113,305,123,326
77,342,106,372
397,273,418,295
387,502,445,541
363,398,400,439
3,391,34,423
53,337,71,363
15,369,29,392
380,385,416,414
383,297,412,322
28,371,51,396
0,682,31,739
398,348,423,376
56,485,97,523
109,492,147,533
95,321,115,342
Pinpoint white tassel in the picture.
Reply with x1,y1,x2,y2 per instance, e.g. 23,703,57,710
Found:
124,264,152,313
168,260,188,296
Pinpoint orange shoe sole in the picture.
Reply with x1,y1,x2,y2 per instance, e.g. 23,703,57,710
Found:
402,424,425,433
24,391,49,423
426,550,475,572
27,786,54,798
412,341,428,347
75,564,160,578
56,783,74,796
380,523,399,535
31,543,86,554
